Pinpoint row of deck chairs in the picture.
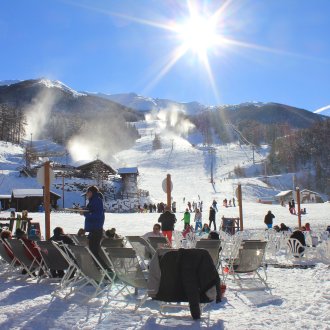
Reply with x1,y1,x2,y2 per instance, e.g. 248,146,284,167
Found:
0,233,271,315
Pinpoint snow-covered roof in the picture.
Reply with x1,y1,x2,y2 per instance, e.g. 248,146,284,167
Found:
300,189,321,195
275,190,293,197
0,195,11,199
117,167,139,175
12,189,61,198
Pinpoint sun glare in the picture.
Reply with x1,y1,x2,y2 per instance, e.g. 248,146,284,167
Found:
177,16,219,56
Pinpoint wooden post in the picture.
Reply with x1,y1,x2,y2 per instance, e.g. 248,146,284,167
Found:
296,186,301,229
62,175,65,209
237,184,244,231
166,174,171,209
44,161,51,240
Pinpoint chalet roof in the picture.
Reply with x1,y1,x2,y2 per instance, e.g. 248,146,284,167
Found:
117,167,139,175
12,189,61,199
300,189,321,196
275,190,293,197
76,159,116,174
0,195,11,199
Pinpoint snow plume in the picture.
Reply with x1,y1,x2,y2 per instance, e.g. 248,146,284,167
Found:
145,106,195,136
67,114,137,163
314,104,330,115
24,90,57,139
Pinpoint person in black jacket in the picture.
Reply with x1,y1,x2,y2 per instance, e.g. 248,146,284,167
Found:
50,227,74,245
264,210,275,229
49,227,74,277
152,248,221,320
158,206,176,244
208,206,216,230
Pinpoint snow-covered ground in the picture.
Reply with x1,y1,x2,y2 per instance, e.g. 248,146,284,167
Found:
0,202,329,330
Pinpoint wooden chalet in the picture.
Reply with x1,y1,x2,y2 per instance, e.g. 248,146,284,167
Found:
300,189,324,203
275,190,295,204
117,167,139,195
11,189,61,212
0,195,11,210
76,160,116,180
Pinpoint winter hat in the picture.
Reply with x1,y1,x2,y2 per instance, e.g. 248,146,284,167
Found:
87,186,99,194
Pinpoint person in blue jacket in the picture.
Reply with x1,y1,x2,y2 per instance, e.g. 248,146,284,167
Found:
83,185,105,267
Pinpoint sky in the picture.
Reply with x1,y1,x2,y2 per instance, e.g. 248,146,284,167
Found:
1,0,330,111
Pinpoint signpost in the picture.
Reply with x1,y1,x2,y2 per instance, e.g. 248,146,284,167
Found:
162,174,173,209
296,186,301,229
37,162,54,239
237,184,243,231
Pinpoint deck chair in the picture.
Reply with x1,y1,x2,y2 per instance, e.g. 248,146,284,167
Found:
224,240,268,289
37,241,71,281
98,238,125,270
49,241,83,295
0,239,21,273
103,247,148,310
147,236,170,251
70,235,88,246
287,238,305,260
5,239,44,278
195,240,221,268
64,245,114,300
101,238,124,248
126,236,155,269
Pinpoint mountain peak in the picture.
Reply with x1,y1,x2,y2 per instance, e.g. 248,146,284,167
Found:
35,78,86,97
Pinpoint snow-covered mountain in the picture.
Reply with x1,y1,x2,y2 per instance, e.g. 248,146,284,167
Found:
91,92,207,115
314,105,330,117
36,78,87,98
0,79,20,86
92,92,271,115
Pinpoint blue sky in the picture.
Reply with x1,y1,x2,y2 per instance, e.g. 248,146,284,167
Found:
1,0,329,111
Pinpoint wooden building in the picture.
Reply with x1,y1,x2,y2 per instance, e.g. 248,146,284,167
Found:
0,195,11,210
300,189,324,203
275,190,295,204
76,160,116,181
11,189,61,212
117,167,139,195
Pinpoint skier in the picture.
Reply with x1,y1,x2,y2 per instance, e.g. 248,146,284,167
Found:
182,208,191,229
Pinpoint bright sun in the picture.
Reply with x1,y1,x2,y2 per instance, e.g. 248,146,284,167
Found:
177,15,219,56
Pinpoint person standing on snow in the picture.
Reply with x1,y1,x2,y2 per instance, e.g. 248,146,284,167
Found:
194,208,202,231
264,210,275,229
212,199,218,212
208,206,216,230
158,206,177,244
182,208,191,229
82,185,106,268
